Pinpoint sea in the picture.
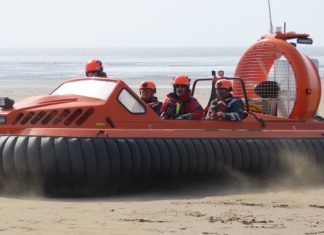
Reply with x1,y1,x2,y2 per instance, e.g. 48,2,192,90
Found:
1,47,324,89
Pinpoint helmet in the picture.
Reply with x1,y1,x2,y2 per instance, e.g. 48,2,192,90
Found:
140,80,156,93
215,79,232,91
172,75,191,86
85,59,103,72
85,59,103,76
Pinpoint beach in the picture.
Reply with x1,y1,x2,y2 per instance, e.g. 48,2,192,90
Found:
1,79,324,234
1,186,324,235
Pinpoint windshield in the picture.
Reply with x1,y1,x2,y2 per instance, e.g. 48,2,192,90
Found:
51,80,117,100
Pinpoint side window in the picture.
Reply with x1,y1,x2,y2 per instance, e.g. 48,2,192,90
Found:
118,89,146,114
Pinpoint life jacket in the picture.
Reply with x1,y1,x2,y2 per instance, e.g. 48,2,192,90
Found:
214,99,227,112
164,97,193,119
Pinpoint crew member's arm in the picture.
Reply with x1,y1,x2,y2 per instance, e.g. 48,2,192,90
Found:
221,99,244,121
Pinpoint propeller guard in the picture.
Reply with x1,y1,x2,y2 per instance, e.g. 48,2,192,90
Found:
234,33,321,119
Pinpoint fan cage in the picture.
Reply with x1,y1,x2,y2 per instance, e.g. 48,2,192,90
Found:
234,44,296,118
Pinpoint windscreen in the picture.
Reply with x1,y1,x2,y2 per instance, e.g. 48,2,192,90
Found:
51,80,117,100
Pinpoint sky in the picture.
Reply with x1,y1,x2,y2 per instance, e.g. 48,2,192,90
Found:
0,0,323,48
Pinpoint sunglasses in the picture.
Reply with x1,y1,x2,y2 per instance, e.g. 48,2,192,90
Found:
175,85,187,88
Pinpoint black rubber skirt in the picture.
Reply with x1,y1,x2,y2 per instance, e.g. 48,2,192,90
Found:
0,136,324,196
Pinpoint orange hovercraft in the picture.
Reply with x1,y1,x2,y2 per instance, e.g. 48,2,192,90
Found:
0,32,324,196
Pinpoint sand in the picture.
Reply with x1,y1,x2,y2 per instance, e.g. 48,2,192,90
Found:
1,186,324,235
1,79,324,235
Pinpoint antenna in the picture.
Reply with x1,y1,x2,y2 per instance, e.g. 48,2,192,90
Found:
268,0,274,33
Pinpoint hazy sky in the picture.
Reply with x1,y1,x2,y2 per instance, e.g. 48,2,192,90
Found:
0,0,322,48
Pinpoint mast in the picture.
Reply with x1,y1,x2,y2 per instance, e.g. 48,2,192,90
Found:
268,0,274,33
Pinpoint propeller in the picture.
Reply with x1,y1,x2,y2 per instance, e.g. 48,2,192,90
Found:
272,58,296,118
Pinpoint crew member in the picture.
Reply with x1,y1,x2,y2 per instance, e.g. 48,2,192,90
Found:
139,80,162,115
160,75,204,120
205,79,244,121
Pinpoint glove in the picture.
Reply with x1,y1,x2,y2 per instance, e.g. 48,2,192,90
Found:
176,113,192,120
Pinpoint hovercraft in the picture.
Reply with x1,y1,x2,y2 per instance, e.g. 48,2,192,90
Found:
1,32,324,196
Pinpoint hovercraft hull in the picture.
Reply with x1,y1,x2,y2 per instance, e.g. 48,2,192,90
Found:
1,135,323,196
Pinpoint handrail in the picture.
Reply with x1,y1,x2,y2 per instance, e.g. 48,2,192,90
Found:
192,76,250,112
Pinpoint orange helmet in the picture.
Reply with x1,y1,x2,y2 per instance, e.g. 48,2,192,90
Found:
140,80,156,92
85,59,103,72
215,79,232,91
172,75,191,86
